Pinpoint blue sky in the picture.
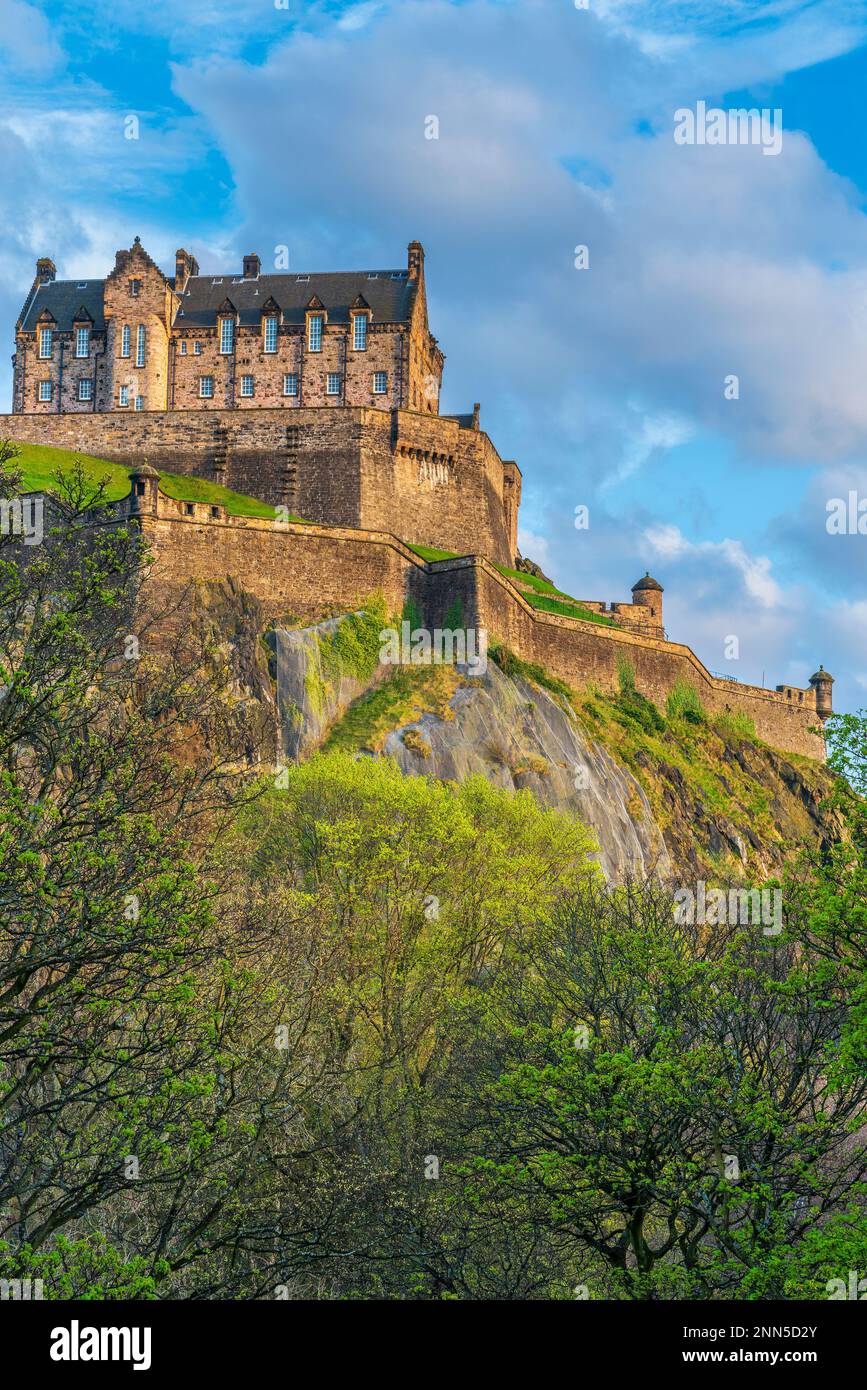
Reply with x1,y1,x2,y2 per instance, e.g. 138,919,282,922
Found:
2,0,867,712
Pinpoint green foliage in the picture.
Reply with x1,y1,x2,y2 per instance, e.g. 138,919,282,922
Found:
666,678,706,724
617,655,636,695
401,595,424,632
0,1236,166,1301
443,596,463,630
488,641,574,704
826,709,867,794
713,710,758,741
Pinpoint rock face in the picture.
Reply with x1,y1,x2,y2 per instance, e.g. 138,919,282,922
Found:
267,619,381,762
190,589,844,886
381,662,671,882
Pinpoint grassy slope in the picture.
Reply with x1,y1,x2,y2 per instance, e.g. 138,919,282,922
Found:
7,442,298,520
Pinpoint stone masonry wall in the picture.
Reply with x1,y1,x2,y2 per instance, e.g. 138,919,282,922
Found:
116,493,826,761
0,405,519,565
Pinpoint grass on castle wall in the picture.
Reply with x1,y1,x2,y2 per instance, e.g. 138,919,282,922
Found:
404,543,619,627
8,442,298,520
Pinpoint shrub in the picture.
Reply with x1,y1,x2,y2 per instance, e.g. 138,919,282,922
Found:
617,656,636,696
666,679,705,724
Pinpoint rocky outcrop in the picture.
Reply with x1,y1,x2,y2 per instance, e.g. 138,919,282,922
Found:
380,661,670,882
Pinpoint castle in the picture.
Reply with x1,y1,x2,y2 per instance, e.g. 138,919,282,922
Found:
2,238,833,759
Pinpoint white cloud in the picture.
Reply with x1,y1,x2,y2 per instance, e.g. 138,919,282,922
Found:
0,0,65,77
644,523,783,607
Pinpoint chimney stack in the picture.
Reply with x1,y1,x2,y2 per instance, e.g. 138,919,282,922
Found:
36,258,56,284
407,241,425,280
243,253,261,280
175,248,199,290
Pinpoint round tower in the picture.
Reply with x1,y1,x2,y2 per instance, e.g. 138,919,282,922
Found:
631,572,664,630
809,666,834,719
129,461,160,516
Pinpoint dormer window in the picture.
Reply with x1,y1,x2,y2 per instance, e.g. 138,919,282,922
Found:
39,327,53,358
308,314,323,352
264,316,278,353
75,326,90,358
353,314,368,351
219,317,234,355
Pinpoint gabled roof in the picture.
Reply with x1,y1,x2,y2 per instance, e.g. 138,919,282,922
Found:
175,269,415,328
20,281,105,332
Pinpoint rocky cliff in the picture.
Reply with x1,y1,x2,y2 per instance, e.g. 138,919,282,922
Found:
192,582,844,882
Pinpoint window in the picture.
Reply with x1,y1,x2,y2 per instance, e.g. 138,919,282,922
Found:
219,318,234,355
118,385,129,407
121,324,131,358
373,371,388,395
179,341,187,356
308,314,323,352
130,279,141,297
241,375,254,397
353,315,368,351
134,396,144,412
39,327,53,358
264,317,278,353
327,373,341,396
78,379,92,402
200,376,214,398
194,341,202,355
283,373,299,397
38,380,52,402
75,326,90,358
136,325,146,368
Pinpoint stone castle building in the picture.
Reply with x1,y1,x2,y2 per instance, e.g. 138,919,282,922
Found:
8,238,521,567
12,238,442,416
2,237,833,758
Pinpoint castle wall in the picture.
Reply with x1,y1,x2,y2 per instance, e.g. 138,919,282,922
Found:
0,405,519,565
454,559,826,759
116,496,825,761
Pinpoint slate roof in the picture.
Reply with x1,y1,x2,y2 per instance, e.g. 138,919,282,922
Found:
19,280,106,332
174,270,416,328
18,268,416,334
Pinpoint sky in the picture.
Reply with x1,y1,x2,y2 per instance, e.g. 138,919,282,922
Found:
1,0,866,712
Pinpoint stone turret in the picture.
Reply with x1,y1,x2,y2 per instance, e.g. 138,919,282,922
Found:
631,572,664,631
809,666,834,719
128,462,160,516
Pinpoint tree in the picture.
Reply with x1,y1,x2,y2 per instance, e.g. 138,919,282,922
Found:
439,877,867,1299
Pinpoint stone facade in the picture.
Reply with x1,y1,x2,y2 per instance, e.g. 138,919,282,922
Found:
0,403,521,566
12,238,442,418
